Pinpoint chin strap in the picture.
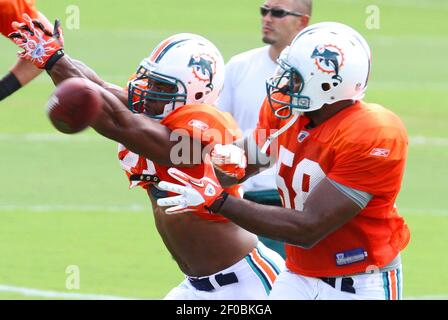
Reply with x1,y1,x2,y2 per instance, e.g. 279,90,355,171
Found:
260,113,300,154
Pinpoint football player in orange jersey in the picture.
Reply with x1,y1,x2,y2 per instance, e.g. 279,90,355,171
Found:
0,0,51,101
8,15,285,299
156,22,410,300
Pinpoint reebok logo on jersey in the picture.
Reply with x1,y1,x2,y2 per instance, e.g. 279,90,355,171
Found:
370,148,390,157
297,130,310,143
335,248,367,266
188,119,209,131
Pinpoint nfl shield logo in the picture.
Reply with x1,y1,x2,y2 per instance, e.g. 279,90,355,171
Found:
297,130,310,143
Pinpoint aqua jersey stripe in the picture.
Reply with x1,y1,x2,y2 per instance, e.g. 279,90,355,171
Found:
244,256,271,295
255,246,281,275
382,272,390,300
396,267,401,300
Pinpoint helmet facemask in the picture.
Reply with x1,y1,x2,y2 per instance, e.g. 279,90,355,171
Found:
128,65,187,120
266,59,311,119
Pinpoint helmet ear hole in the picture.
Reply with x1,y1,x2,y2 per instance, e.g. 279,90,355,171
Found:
321,83,331,91
195,92,204,100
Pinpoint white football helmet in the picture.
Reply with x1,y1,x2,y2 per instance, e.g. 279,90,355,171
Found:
128,33,225,119
266,22,372,118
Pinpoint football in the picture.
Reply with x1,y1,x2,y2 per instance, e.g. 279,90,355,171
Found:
47,77,103,134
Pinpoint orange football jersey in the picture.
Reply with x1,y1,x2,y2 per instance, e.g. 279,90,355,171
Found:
254,97,410,277
0,0,38,37
119,104,242,222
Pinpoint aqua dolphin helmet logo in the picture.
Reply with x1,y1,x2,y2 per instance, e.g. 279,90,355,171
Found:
311,45,345,83
188,54,215,89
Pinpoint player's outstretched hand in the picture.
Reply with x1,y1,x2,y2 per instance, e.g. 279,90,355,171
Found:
211,144,247,180
8,14,64,69
157,154,225,214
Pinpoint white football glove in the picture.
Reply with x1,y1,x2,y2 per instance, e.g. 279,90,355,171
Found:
157,154,224,214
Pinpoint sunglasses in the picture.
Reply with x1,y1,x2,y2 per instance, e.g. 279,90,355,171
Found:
260,6,306,18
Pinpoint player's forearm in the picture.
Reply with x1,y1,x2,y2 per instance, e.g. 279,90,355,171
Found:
49,55,112,90
10,59,43,85
92,87,179,166
216,196,317,248
93,86,141,138
70,58,107,87
93,117,172,166
239,163,269,183
114,118,177,166
48,55,88,85
216,178,362,248
49,57,137,140
216,163,266,187
50,56,129,104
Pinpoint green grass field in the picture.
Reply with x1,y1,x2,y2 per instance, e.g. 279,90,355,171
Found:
0,0,447,299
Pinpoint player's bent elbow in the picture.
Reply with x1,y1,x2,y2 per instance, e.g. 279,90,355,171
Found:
284,236,315,249
288,219,324,249
288,233,319,249
288,234,321,249
298,236,320,249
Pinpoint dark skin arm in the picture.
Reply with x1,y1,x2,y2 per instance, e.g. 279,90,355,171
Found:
215,177,362,249
47,55,199,166
215,163,265,187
